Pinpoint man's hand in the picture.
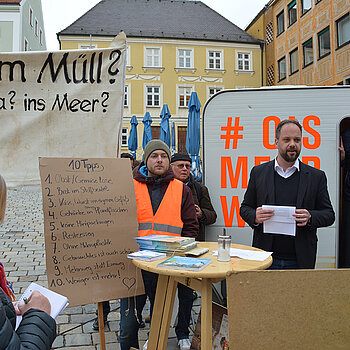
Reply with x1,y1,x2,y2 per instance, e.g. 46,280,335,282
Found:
194,204,203,219
255,207,274,224
17,291,51,315
293,209,311,227
339,136,345,162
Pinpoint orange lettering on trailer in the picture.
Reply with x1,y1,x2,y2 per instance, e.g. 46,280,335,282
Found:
263,116,280,149
221,156,248,189
303,115,321,149
255,156,271,166
220,196,246,228
302,156,320,169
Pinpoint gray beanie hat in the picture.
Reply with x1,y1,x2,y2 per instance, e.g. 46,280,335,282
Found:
143,139,171,165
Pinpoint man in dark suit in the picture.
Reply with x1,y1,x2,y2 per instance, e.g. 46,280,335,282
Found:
240,119,335,269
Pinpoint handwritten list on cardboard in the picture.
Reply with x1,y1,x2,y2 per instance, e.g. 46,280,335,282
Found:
39,157,144,307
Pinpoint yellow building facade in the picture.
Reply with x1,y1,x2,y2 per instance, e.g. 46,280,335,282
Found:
247,0,350,87
59,35,262,160
58,0,263,160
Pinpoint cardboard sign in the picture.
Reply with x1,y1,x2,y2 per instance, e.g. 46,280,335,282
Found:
39,157,144,307
0,33,126,186
227,269,350,350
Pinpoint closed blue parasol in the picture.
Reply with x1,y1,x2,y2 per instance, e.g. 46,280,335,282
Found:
186,92,202,181
171,121,176,155
159,104,171,147
142,112,153,149
128,115,138,159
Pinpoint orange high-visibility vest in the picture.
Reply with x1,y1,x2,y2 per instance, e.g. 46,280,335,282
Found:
134,178,184,237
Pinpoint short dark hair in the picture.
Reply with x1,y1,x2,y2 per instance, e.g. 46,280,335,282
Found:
276,119,302,139
120,153,134,160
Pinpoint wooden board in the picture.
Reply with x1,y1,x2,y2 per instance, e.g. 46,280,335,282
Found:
227,269,350,350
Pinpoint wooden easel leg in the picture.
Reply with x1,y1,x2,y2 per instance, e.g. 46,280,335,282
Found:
97,301,106,350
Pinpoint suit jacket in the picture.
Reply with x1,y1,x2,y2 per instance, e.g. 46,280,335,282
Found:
240,160,335,268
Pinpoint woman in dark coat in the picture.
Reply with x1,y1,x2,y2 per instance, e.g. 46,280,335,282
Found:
0,175,57,349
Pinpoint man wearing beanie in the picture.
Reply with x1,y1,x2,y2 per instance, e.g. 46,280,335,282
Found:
171,153,217,242
119,140,198,350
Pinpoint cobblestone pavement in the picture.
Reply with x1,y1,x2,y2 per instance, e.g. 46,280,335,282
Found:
0,186,201,349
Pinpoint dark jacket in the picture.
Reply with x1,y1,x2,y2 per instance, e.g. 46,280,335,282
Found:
240,160,335,269
186,174,217,241
134,164,198,238
0,288,57,349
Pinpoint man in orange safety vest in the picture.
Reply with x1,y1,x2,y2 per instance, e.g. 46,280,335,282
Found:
119,139,198,350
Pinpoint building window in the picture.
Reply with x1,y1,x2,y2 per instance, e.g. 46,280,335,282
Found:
177,49,193,68
178,86,192,108
145,47,161,67
177,126,187,153
277,11,285,36
124,85,129,107
301,0,312,15
24,39,29,51
290,48,299,75
39,29,43,45
152,126,160,139
237,52,251,71
208,87,222,98
126,46,131,66
34,18,38,36
121,128,128,147
29,8,33,27
318,26,330,59
337,13,350,48
303,38,313,67
288,0,297,26
208,50,223,69
278,57,286,81
146,86,160,107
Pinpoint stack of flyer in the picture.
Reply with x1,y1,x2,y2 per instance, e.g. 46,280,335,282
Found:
127,250,166,261
136,235,197,253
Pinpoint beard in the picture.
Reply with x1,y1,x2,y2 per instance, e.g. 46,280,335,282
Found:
280,148,300,163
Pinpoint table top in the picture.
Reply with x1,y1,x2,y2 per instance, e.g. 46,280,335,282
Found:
132,242,272,279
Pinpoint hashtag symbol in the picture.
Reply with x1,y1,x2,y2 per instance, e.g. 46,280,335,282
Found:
220,117,244,149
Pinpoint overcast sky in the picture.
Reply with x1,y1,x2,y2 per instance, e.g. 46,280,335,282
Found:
41,0,268,51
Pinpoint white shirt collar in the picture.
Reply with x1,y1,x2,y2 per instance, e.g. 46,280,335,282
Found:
274,158,300,178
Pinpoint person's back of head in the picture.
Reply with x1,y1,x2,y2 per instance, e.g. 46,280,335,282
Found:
121,152,135,168
121,153,134,161
0,175,6,223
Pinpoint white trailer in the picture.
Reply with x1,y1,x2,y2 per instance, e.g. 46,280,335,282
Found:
203,86,350,268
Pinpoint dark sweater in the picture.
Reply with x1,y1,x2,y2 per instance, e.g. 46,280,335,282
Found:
272,170,300,260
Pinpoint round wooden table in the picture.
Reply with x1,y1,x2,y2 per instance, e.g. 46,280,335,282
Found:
132,242,272,350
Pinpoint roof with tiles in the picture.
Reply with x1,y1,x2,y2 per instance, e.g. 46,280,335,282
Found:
59,0,260,45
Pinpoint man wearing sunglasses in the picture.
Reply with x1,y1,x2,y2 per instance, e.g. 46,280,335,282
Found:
171,153,217,242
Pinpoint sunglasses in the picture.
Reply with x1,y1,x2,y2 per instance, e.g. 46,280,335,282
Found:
175,163,191,169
